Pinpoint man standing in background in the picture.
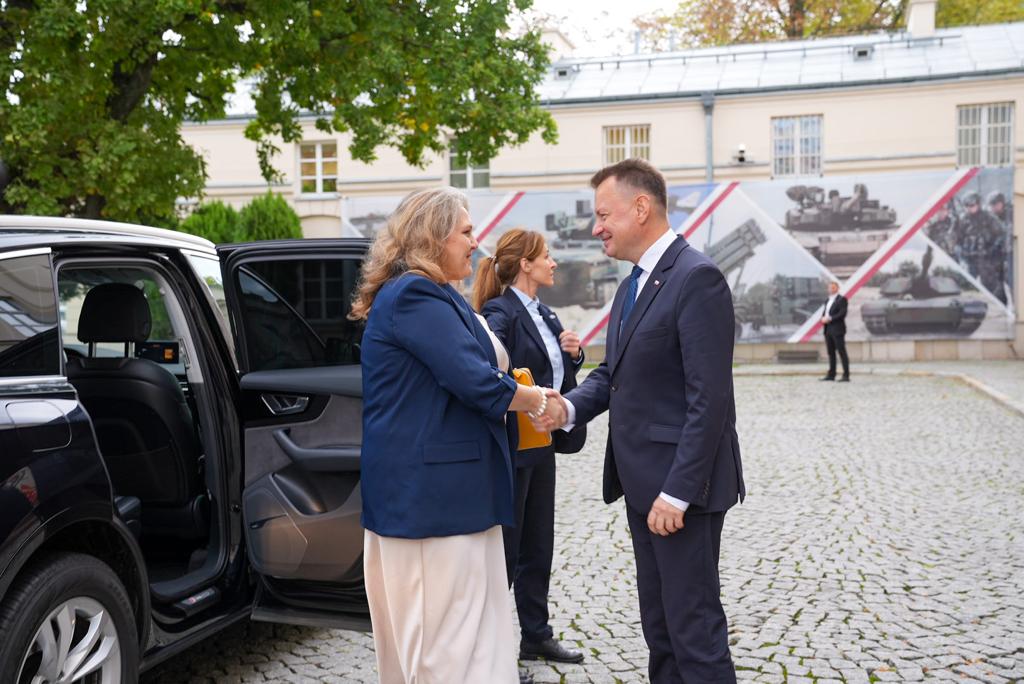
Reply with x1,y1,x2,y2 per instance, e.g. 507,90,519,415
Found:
821,281,849,382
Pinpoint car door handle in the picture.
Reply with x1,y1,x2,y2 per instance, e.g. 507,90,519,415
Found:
260,393,309,416
273,428,360,472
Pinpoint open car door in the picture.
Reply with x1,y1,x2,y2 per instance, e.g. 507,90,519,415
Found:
218,238,371,630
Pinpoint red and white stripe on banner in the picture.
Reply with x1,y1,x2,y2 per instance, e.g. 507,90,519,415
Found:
678,182,739,238
788,167,981,343
579,181,739,345
474,191,525,245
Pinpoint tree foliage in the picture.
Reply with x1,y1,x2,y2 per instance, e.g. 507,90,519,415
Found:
179,199,241,243
237,192,302,241
0,1,556,225
634,0,1024,50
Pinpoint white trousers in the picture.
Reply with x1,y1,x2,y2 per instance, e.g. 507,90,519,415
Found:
364,525,518,684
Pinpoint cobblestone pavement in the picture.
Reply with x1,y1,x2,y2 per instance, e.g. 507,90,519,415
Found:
142,374,1024,683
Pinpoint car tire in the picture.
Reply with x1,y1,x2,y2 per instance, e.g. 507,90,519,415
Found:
0,551,139,684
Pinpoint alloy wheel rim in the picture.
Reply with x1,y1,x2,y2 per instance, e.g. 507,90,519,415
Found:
18,596,122,684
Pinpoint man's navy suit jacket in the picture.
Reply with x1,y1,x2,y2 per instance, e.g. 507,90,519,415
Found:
482,287,587,467
566,236,745,514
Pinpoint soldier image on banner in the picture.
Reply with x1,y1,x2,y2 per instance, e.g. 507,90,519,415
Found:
958,192,1007,304
924,201,961,257
987,191,1014,294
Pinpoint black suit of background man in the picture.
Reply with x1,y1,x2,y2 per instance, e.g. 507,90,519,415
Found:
821,282,849,382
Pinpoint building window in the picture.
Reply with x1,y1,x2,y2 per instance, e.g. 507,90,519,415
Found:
957,103,1014,167
603,125,650,165
772,115,822,177
299,142,338,194
449,149,489,189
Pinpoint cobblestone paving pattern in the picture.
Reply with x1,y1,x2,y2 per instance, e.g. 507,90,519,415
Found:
143,375,1024,683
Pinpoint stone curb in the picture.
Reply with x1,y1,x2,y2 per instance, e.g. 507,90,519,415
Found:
733,366,1024,419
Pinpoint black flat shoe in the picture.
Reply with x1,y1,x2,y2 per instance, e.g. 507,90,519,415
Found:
519,669,534,684
520,638,585,664
820,376,835,381
838,376,850,382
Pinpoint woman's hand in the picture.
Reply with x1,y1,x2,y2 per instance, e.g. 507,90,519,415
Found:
559,330,581,360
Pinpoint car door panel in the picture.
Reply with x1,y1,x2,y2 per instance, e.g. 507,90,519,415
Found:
217,241,370,627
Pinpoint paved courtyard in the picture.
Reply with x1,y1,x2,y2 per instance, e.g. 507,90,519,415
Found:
143,373,1024,683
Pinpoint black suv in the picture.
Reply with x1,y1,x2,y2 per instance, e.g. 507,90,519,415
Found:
0,216,371,683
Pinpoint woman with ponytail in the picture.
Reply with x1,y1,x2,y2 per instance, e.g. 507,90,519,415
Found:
471,229,588,668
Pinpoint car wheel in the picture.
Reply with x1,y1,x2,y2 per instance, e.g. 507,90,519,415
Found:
0,552,139,684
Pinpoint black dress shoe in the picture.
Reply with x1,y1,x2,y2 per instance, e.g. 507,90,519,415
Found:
519,669,534,684
838,376,850,382
820,375,835,381
520,638,585,664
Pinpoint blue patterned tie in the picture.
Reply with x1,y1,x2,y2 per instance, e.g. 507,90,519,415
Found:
619,265,644,334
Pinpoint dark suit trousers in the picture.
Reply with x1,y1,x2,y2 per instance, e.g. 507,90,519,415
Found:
825,332,850,378
625,504,735,684
502,458,556,643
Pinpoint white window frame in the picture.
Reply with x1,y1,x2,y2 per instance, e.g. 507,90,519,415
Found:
771,115,823,178
448,148,490,190
956,102,1014,167
603,125,651,165
298,141,338,196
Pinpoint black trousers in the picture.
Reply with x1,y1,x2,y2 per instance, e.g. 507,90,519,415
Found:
826,332,850,378
502,457,556,643
625,504,736,684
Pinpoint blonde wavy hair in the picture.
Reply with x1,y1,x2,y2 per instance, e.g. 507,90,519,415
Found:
348,187,469,321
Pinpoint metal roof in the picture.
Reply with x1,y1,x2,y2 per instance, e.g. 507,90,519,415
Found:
0,215,217,254
539,22,1024,103
206,22,1024,120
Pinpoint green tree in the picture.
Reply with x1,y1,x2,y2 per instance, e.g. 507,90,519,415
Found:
0,1,557,226
238,192,302,241
179,200,241,244
634,0,1024,49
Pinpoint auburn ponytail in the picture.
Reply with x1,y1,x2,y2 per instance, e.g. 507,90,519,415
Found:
470,228,547,312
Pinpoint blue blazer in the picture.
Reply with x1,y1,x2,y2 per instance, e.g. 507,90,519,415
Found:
566,236,745,514
359,274,519,538
482,288,586,467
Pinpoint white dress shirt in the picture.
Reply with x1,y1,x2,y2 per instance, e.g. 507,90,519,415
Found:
562,230,690,512
824,294,837,321
510,287,564,392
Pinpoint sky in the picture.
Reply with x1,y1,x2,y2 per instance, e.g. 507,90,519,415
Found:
528,0,680,57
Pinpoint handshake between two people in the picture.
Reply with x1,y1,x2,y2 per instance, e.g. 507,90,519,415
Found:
525,388,570,433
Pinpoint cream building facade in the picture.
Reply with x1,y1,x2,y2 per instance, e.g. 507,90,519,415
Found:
181,9,1024,361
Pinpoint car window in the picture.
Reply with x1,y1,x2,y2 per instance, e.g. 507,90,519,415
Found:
58,267,185,374
0,252,60,378
234,257,363,372
185,253,236,366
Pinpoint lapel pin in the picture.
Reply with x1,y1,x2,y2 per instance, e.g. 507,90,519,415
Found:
654,280,661,286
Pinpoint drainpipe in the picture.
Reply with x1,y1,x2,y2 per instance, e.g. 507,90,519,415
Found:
701,92,715,183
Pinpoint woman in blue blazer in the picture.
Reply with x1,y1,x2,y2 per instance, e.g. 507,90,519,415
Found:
350,190,554,684
472,228,588,666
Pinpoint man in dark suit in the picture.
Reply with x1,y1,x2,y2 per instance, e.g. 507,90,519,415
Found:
543,159,744,683
821,281,850,382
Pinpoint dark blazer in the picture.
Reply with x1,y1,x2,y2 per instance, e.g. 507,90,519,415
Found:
566,236,745,514
359,274,519,538
482,288,587,466
823,294,847,337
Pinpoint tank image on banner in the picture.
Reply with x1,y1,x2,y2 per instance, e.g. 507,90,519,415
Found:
850,233,1013,340
743,171,952,278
